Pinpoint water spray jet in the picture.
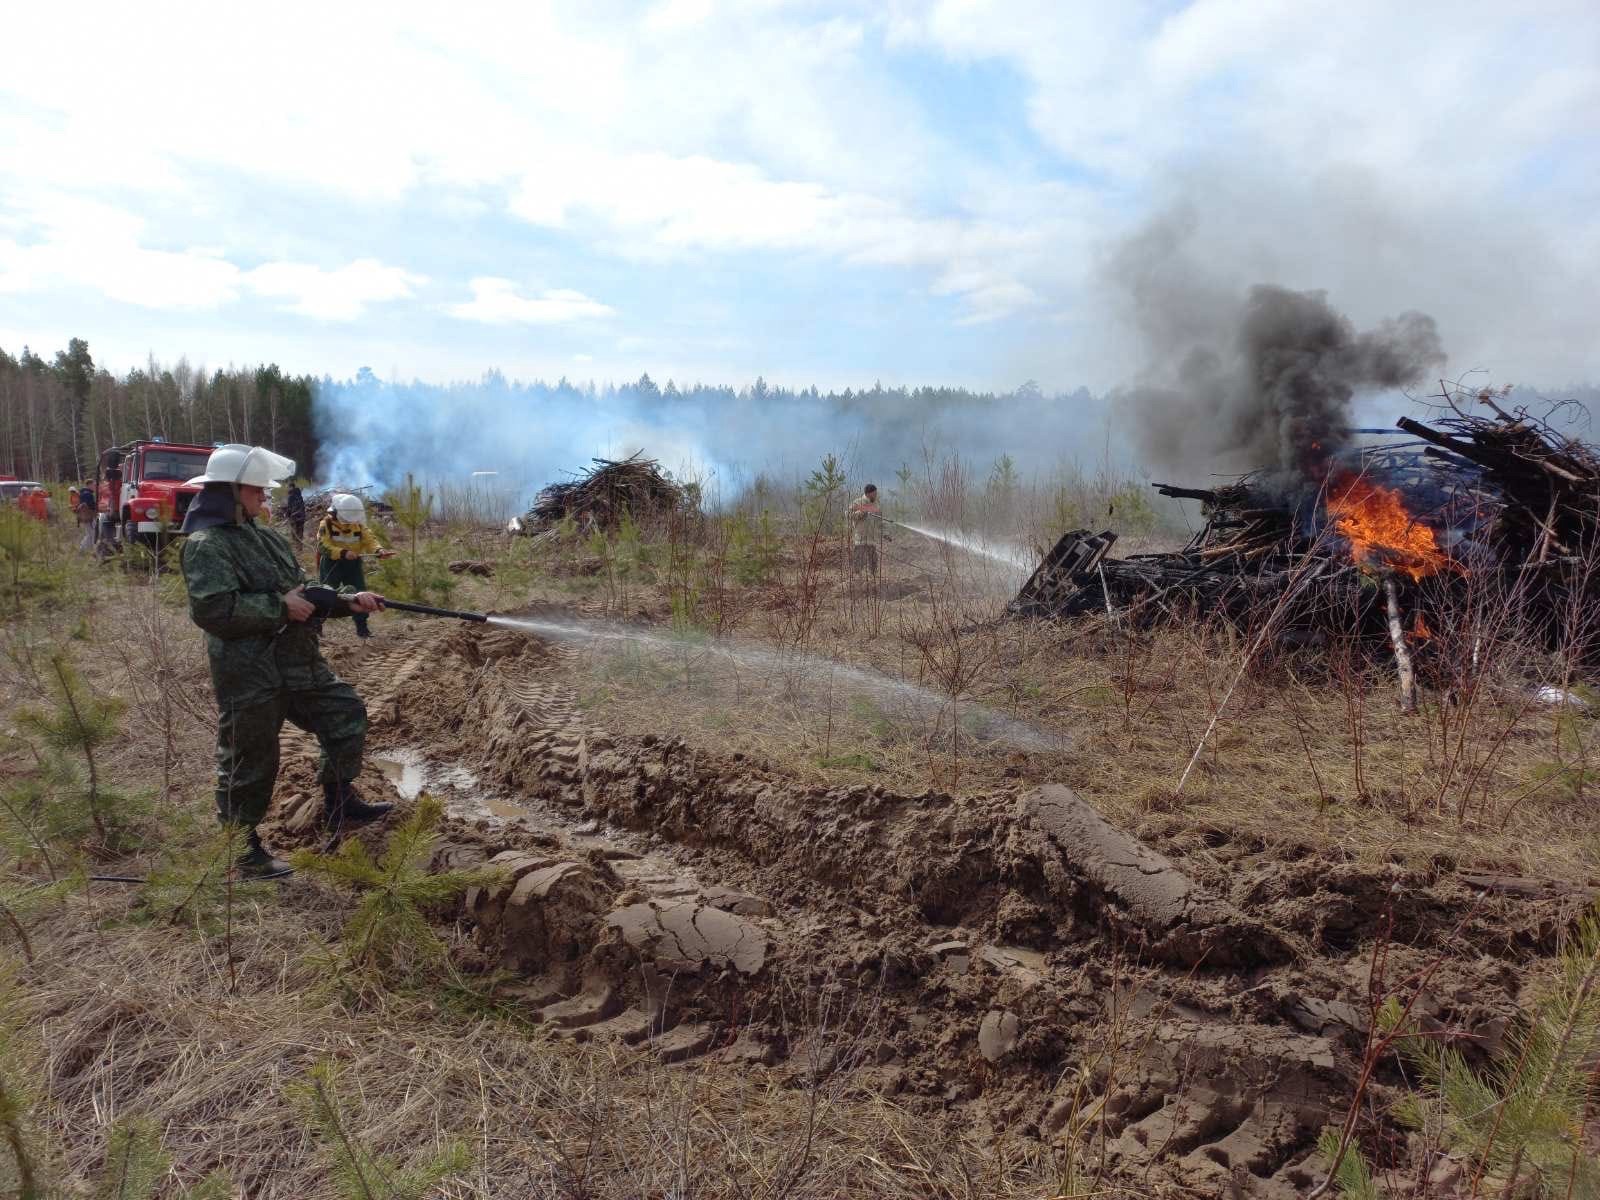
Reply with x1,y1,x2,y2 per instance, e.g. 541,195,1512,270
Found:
890,520,1036,574
484,613,1063,753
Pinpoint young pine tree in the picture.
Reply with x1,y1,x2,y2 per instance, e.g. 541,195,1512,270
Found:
290,1059,469,1200
290,795,503,983
136,823,271,932
1315,1127,1379,1200
14,654,147,853
91,1117,231,1200
802,452,848,538
0,506,42,613
0,965,44,1200
383,476,432,602
1397,902,1600,1198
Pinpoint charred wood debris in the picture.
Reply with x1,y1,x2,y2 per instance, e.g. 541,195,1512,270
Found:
1011,395,1600,669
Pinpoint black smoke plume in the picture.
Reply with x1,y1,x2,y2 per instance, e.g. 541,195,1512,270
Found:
1113,216,1445,492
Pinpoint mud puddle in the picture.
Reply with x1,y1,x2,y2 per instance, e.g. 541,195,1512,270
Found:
373,745,746,915
375,747,596,830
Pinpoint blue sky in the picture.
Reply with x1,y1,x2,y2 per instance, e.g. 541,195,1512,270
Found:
2,0,1597,392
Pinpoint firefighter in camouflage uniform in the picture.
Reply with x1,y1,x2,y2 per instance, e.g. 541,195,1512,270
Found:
180,444,393,877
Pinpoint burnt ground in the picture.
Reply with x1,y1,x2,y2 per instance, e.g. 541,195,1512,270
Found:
254,615,1592,1199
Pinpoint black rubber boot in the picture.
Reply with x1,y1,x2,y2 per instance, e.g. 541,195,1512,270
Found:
322,780,393,830
354,613,372,638
236,829,294,879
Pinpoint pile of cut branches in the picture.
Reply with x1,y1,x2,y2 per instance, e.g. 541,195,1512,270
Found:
303,485,394,521
511,453,686,537
1396,393,1600,568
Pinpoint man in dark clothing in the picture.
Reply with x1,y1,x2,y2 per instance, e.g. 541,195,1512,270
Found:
76,483,97,550
180,444,392,877
284,483,307,546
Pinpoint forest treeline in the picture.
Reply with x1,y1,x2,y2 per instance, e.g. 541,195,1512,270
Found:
2,341,1106,489
0,339,318,482
13,336,1589,494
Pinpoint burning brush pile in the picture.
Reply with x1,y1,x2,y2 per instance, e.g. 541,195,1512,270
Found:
508,453,688,539
1013,394,1600,682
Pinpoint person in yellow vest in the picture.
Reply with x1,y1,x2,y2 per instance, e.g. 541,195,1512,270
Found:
317,494,392,638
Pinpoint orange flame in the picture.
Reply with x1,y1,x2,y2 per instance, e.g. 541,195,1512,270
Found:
1326,472,1452,582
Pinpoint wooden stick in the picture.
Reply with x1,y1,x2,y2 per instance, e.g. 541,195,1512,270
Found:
1383,574,1417,713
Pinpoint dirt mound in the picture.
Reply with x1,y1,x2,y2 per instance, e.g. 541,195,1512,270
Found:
1015,785,1291,966
286,616,1573,1196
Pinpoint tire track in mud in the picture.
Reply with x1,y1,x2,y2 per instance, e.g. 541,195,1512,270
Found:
319,620,1547,1199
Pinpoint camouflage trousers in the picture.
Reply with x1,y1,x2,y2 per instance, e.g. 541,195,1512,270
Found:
214,679,367,826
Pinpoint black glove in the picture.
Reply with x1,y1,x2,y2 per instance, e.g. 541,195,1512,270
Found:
302,583,342,618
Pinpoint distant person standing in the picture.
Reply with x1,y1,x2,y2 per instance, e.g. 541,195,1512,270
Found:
75,482,96,549
284,483,307,546
318,494,388,639
847,483,884,577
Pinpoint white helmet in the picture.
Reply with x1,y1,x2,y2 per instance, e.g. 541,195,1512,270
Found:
332,494,366,523
186,443,296,488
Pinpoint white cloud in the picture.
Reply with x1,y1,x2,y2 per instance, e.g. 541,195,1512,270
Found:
246,259,424,321
449,278,615,325
1,0,1597,382
0,197,240,309
645,0,715,32
0,195,420,320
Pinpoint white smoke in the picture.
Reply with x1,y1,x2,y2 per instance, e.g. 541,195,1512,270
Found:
311,370,1121,508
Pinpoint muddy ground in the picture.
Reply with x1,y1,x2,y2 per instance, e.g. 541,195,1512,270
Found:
250,610,1593,1199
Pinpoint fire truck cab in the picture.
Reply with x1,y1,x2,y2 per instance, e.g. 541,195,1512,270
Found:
95,438,213,548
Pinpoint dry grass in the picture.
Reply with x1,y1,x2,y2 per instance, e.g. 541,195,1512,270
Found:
14,896,1054,1199
5,491,1600,1195
473,515,1600,884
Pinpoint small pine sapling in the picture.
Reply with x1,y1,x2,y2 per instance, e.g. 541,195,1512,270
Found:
291,795,504,982
0,869,78,965
0,966,45,1200
136,823,270,932
90,1117,231,1200
0,506,42,613
290,1059,469,1200
1397,901,1600,1198
14,654,150,854
1315,1127,1379,1200
383,475,432,602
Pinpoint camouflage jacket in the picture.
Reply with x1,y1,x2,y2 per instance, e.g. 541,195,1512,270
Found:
181,519,353,706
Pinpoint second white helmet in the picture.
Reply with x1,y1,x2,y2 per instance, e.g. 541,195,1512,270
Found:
332,494,366,523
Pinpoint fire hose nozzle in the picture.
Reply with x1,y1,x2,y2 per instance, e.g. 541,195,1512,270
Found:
379,598,489,623
301,584,487,624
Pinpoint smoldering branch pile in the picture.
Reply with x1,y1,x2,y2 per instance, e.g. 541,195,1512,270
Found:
510,454,687,538
303,486,394,522
1012,394,1600,664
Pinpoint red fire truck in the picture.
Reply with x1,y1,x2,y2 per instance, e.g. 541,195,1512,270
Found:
94,438,214,548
